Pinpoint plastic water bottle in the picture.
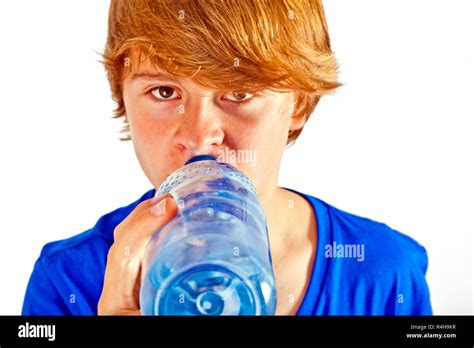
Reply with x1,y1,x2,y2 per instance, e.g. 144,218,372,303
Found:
140,155,277,315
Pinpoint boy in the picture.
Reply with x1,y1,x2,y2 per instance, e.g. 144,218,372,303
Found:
23,0,432,315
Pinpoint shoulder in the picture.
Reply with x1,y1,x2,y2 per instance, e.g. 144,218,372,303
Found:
39,189,155,264
297,191,428,267
323,199,428,273
300,192,432,314
22,189,155,315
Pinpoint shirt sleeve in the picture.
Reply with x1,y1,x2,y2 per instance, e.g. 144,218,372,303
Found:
22,258,71,315
394,245,433,315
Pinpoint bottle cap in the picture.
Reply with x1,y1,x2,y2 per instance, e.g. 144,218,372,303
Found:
185,155,217,165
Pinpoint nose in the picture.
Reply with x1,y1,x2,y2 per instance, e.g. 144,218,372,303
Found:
173,99,225,159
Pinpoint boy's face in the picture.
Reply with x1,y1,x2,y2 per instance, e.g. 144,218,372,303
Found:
121,58,305,197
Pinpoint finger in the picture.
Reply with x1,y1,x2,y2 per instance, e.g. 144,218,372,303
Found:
113,194,177,242
104,196,179,312
130,192,171,215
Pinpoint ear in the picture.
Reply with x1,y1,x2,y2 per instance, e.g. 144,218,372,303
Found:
288,101,307,132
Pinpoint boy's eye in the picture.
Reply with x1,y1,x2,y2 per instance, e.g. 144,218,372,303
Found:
150,86,180,100
149,86,255,104
222,92,254,103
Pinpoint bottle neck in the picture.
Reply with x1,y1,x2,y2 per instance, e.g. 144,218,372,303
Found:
185,155,217,165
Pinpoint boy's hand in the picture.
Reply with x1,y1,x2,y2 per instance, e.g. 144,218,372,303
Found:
98,193,178,315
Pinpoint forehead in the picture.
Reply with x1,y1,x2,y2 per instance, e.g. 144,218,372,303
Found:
124,55,179,82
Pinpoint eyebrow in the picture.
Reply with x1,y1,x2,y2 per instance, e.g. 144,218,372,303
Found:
130,72,179,82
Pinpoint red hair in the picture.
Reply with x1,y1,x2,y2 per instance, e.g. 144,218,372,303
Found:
100,0,343,144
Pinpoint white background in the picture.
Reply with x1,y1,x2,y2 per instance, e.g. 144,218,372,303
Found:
0,0,472,314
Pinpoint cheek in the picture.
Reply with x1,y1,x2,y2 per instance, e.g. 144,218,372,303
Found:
230,101,289,145
240,102,290,151
133,109,178,150
126,94,162,135
130,119,172,185
124,93,180,185
129,114,169,165
125,93,177,150
227,103,291,184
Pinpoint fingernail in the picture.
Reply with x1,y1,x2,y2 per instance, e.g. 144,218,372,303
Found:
151,198,167,216
151,193,165,203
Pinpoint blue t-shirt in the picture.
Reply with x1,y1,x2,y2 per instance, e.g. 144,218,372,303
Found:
22,188,433,315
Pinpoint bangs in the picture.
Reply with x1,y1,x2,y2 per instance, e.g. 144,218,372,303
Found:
105,0,341,94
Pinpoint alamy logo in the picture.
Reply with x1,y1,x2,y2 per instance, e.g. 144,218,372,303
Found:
18,322,56,341
217,148,257,167
324,241,365,262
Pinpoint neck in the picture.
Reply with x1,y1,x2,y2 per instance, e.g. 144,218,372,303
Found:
259,186,294,259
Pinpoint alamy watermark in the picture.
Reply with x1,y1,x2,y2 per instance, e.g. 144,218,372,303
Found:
324,241,365,262
217,148,257,167
18,322,55,341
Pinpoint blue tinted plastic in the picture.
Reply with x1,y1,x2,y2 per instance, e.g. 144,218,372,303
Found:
140,156,277,315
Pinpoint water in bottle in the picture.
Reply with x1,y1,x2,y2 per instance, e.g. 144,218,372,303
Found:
140,154,277,315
